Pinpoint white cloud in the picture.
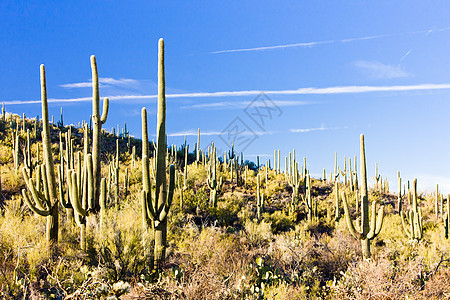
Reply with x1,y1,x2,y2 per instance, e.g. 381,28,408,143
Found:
167,130,223,137
210,34,396,54
181,100,309,110
6,83,450,105
355,60,410,79
167,130,276,137
211,40,334,54
60,77,140,89
290,126,344,133
210,26,450,55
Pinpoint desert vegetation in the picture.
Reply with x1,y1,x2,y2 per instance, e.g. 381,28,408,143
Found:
0,39,449,299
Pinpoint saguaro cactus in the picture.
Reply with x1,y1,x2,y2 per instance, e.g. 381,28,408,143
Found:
21,65,59,244
400,178,423,241
91,55,109,213
342,134,384,259
141,38,176,268
303,172,315,222
256,174,264,220
207,144,223,207
444,194,449,239
334,179,340,223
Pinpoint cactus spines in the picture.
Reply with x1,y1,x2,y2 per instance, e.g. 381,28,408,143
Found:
91,55,109,213
400,178,423,241
21,64,59,244
342,134,384,259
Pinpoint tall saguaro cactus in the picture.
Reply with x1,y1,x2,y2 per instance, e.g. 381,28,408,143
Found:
91,55,109,213
141,38,176,268
21,65,59,244
342,134,384,259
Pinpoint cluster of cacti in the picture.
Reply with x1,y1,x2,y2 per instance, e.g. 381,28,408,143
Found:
8,37,450,287
342,134,385,259
400,178,423,241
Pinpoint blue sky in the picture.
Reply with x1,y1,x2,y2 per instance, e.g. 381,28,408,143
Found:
2,1,450,193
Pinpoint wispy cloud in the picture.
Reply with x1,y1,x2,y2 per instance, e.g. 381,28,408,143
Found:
354,60,410,79
290,126,343,133
181,100,310,110
245,154,271,158
211,40,334,54
60,77,140,89
211,34,393,54
210,26,450,55
167,130,223,137
340,34,391,43
167,130,276,137
399,49,412,62
6,83,450,105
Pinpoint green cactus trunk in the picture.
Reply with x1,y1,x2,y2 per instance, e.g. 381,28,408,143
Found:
90,55,109,213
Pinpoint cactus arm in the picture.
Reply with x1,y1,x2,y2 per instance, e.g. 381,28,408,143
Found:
40,165,50,206
342,191,363,239
142,156,156,221
373,206,385,237
159,165,175,221
218,176,223,191
400,210,413,239
367,201,377,238
367,202,384,239
100,97,109,124
58,164,71,209
142,190,154,226
22,168,48,210
416,208,423,240
22,189,50,216
207,177,214,189
142,155,151,192
86,154,95,210
68,171,87,217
